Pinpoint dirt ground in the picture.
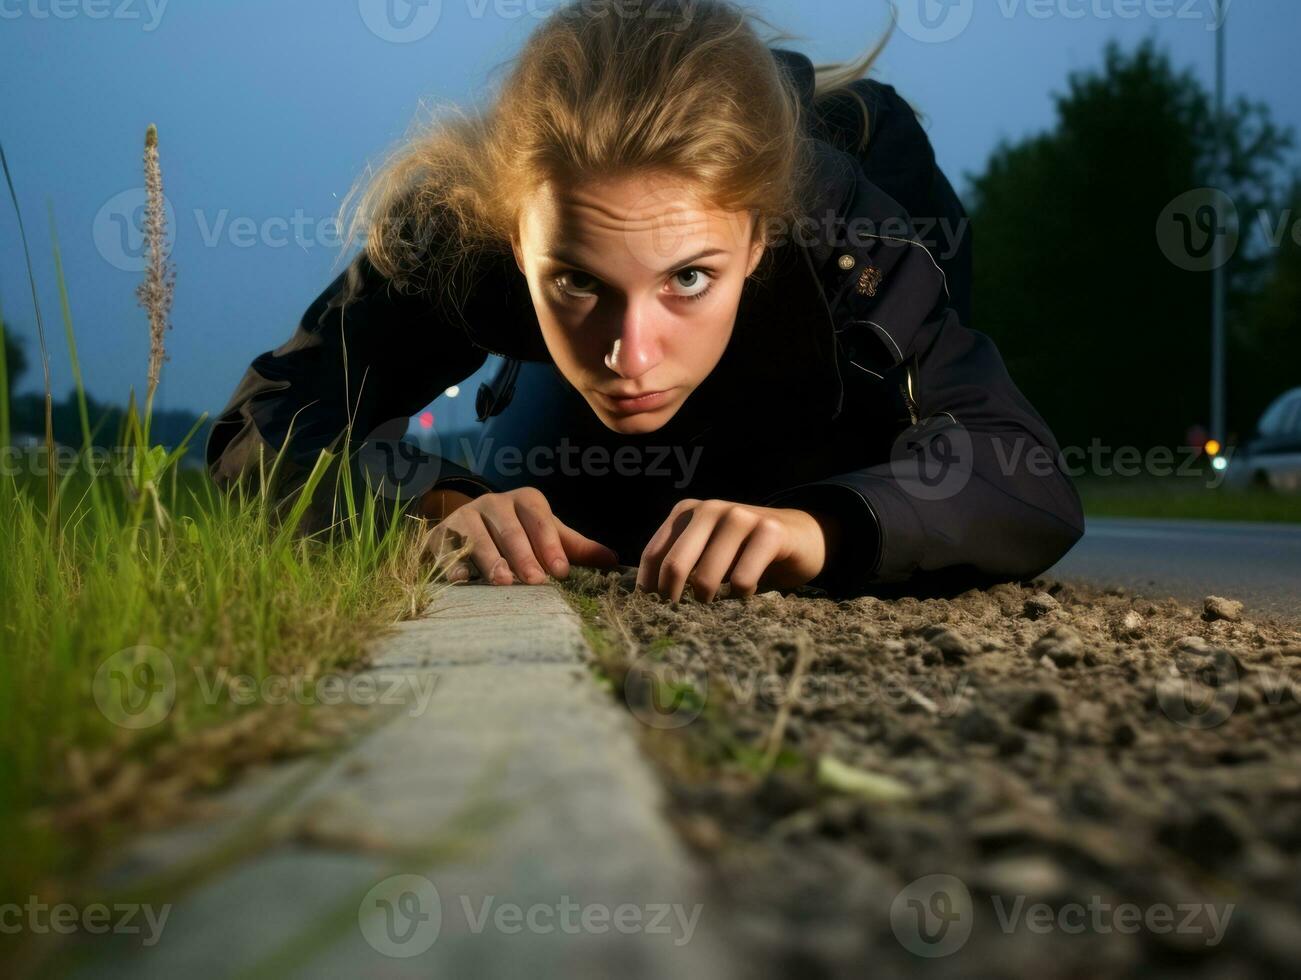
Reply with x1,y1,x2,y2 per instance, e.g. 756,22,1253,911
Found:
560,570,1301,980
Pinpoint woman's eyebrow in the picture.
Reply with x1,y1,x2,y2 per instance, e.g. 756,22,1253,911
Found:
543,246,728,276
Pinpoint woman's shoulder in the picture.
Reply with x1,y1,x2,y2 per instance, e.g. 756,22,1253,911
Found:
815,78,932,170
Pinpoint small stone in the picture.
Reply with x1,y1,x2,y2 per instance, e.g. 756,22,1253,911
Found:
1011,689,1060,730
840,596,883,616
921,625,972,663
1121,610,1143,633
1024,592,1060,620
677,813,724,852
1204,595,1244,622
956,706,1003,743
997,732,1027,756
981,856,1067,899
817,797,863,838
1173,635,1212,655
1030,625,1084,668
1157,804,1245,867
756,771,816,818
891,732,933,755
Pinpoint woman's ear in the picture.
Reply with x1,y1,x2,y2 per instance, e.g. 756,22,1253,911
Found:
742,211,767,277
745,233,766,278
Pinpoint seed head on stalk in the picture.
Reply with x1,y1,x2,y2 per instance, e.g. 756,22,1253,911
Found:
136,123,175,420
129,123,176,531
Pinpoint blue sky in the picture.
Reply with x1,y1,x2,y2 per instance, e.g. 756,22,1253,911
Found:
1,0,1298,428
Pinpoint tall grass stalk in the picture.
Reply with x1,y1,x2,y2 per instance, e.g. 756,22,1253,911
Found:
0,140,57,522
0,295,11,450
0,126,466,933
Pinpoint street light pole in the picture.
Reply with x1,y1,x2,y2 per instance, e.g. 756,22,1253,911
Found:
1210,0,1227,447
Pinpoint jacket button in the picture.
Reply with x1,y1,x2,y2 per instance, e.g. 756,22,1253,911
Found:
837,254,856,271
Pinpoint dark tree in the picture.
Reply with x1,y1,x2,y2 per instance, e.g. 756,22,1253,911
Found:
965,38,1295,451
1,318,26,388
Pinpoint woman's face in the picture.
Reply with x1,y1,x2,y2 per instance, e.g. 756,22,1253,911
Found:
511,171,765,434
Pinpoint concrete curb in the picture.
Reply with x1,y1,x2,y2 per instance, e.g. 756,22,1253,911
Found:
63,583,735,978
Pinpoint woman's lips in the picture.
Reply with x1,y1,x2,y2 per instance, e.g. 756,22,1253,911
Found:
600,388,673,414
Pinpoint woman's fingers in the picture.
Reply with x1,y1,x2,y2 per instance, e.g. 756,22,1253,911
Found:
449,507,517,585
476,496,550,584
637,501,789,603
424,520,474,576
644,500,723,603
637,500,696,595
512,489,572,579
426,488,620,586
686,507,763,602
719,518,786,599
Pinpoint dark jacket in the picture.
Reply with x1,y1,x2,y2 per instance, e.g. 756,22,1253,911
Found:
205,49,1084,597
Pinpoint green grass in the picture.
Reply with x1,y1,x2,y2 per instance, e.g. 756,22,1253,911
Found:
0,136,462,940
555,575,808,781
1078,477,1301,523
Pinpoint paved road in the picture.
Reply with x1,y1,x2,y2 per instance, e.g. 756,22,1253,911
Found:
1047,517,1301,619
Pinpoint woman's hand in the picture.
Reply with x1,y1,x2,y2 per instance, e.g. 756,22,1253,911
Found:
637,498,842,603
422,486,620,585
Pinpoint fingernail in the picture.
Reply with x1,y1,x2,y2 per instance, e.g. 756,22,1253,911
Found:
449,566,468,582
551,559,567,576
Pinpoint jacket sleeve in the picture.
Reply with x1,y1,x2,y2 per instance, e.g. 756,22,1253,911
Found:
760,252,1085,598
204,249,500,534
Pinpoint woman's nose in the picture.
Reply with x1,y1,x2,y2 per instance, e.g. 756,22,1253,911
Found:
603,303,662,379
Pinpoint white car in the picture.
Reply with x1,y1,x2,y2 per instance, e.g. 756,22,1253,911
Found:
1225,387,1301,492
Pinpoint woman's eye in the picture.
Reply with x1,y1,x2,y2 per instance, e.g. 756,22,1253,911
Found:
546,265,718,300
556,271,599,298
667,268,714,300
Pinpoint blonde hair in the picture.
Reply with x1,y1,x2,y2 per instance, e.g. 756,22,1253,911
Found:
338,0,892,309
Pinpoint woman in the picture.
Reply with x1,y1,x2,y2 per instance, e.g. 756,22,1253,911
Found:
206,0,1084,603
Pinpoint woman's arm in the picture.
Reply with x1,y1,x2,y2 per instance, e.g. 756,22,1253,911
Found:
762,303,1086,595
758,203,1084,596
205,249,498,533
763,330,1085,596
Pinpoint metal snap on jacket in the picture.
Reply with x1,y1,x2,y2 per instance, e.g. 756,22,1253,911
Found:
837,254,856,271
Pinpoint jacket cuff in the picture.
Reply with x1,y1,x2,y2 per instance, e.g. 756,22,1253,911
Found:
761,480,886,596
359,451,500,536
